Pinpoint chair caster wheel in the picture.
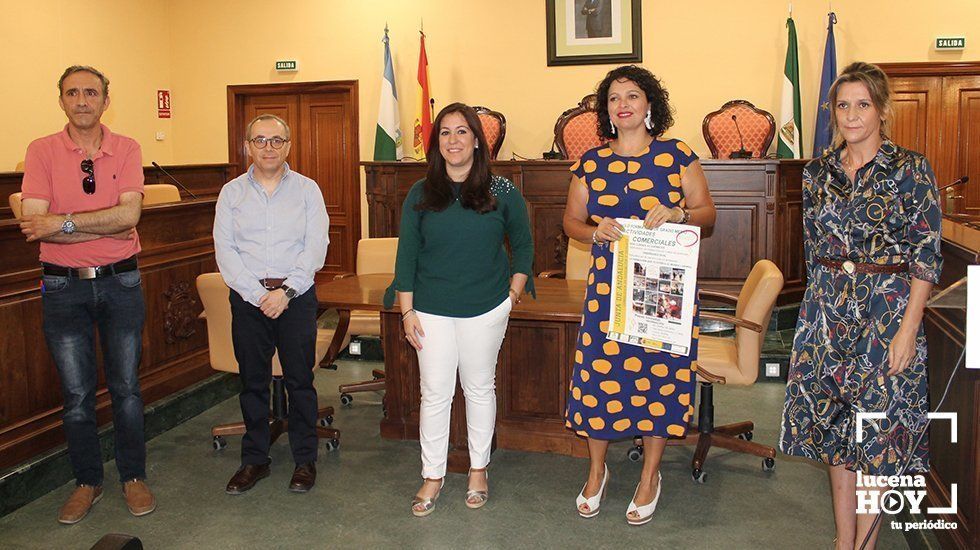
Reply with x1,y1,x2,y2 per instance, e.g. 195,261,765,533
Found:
324,438,340,452
340,393,353,407
212,436,227,451
737,431,753,441
692,468,706,484
626,445,643,462
762,457,776,471
318,416,333,428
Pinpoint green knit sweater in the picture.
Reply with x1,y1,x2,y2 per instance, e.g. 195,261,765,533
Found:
383,176,535,317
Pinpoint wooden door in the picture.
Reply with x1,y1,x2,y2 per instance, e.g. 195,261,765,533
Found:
942,75,980,214
239,94,302,171
889,75,943,181
880,63,980,214
227,82,361,277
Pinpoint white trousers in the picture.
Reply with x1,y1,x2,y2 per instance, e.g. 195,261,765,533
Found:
415,297,512,479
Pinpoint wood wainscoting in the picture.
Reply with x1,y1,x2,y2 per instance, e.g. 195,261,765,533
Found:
362,159,806,304
0,199,218,471
921,218,980,550
0,163,234,221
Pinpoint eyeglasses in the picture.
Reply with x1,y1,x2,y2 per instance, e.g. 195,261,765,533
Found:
249,137,289,150
80,159,95,194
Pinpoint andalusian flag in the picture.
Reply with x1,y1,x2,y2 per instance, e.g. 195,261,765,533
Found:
373,26,403,161
777,16,803,159
413,30,433,159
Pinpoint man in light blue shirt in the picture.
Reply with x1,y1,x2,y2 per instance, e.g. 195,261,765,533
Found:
213,114,328,495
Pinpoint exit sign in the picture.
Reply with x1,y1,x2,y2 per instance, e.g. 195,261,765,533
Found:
275,60,298,72
935,37,965,50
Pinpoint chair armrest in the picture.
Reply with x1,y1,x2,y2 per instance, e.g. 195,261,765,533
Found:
697,289,740,304
538,269,566,279
699,311,763,333
697,367,727,385
333,272,357,280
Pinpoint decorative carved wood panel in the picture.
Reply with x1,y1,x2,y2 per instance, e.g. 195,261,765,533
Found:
0,201,218,470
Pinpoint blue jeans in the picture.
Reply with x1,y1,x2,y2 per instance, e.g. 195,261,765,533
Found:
41,268,147,486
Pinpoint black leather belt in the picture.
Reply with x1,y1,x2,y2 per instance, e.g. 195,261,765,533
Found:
42,256,138,280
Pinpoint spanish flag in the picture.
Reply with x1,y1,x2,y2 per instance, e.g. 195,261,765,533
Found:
413,30,433,159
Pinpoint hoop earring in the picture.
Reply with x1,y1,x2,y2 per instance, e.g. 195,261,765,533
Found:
609,119,617,135
644,109,653,130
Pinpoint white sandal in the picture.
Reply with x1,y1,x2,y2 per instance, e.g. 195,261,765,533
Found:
626,473,661,526
575,465,609,518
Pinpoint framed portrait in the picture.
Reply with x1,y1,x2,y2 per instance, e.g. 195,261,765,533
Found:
546,0,642,66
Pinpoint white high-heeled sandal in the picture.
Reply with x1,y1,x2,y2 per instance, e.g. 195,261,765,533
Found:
411,478,444,517
575,465,609,518
626,473,661,526
465,468,489,509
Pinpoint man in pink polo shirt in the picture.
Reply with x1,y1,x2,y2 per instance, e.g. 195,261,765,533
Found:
19,66,156,524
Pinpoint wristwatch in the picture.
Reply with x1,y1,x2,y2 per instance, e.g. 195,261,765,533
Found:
281,285,297,299
61,213,76,235
678,208,691,225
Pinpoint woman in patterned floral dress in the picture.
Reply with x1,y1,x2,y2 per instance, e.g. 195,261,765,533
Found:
780,63,943,550
563,65,715,525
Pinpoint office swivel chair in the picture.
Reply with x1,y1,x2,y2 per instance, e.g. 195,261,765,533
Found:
628,260,784,483
196,272,349,452
334,237,398,407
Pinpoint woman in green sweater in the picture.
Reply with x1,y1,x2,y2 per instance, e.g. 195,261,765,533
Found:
383,103,534,517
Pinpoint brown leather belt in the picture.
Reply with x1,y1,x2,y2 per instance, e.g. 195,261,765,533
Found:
260,278,286,290
42,256,138,280
816,257,908,274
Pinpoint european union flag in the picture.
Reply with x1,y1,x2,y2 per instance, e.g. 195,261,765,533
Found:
812,12,837,157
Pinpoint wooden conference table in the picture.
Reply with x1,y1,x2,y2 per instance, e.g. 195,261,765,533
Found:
317,274,589,472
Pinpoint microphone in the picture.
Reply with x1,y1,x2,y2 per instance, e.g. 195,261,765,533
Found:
543,138,563,160
151,162,199,199
728,114,753,159
940,176,969,214
938,176,969,192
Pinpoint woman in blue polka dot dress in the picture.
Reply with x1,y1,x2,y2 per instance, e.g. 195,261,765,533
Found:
562,65,716,525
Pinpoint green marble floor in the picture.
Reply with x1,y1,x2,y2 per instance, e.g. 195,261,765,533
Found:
0,358,912,550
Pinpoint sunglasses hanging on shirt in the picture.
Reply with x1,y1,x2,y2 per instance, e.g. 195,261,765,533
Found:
80,159,96,194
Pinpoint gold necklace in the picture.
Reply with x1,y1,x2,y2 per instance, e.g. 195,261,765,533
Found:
842,152,863,173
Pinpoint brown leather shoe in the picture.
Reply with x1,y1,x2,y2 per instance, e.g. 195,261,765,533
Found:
288,462,316,493
58,485,103,524
123,479,156,517
226,463,270,495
